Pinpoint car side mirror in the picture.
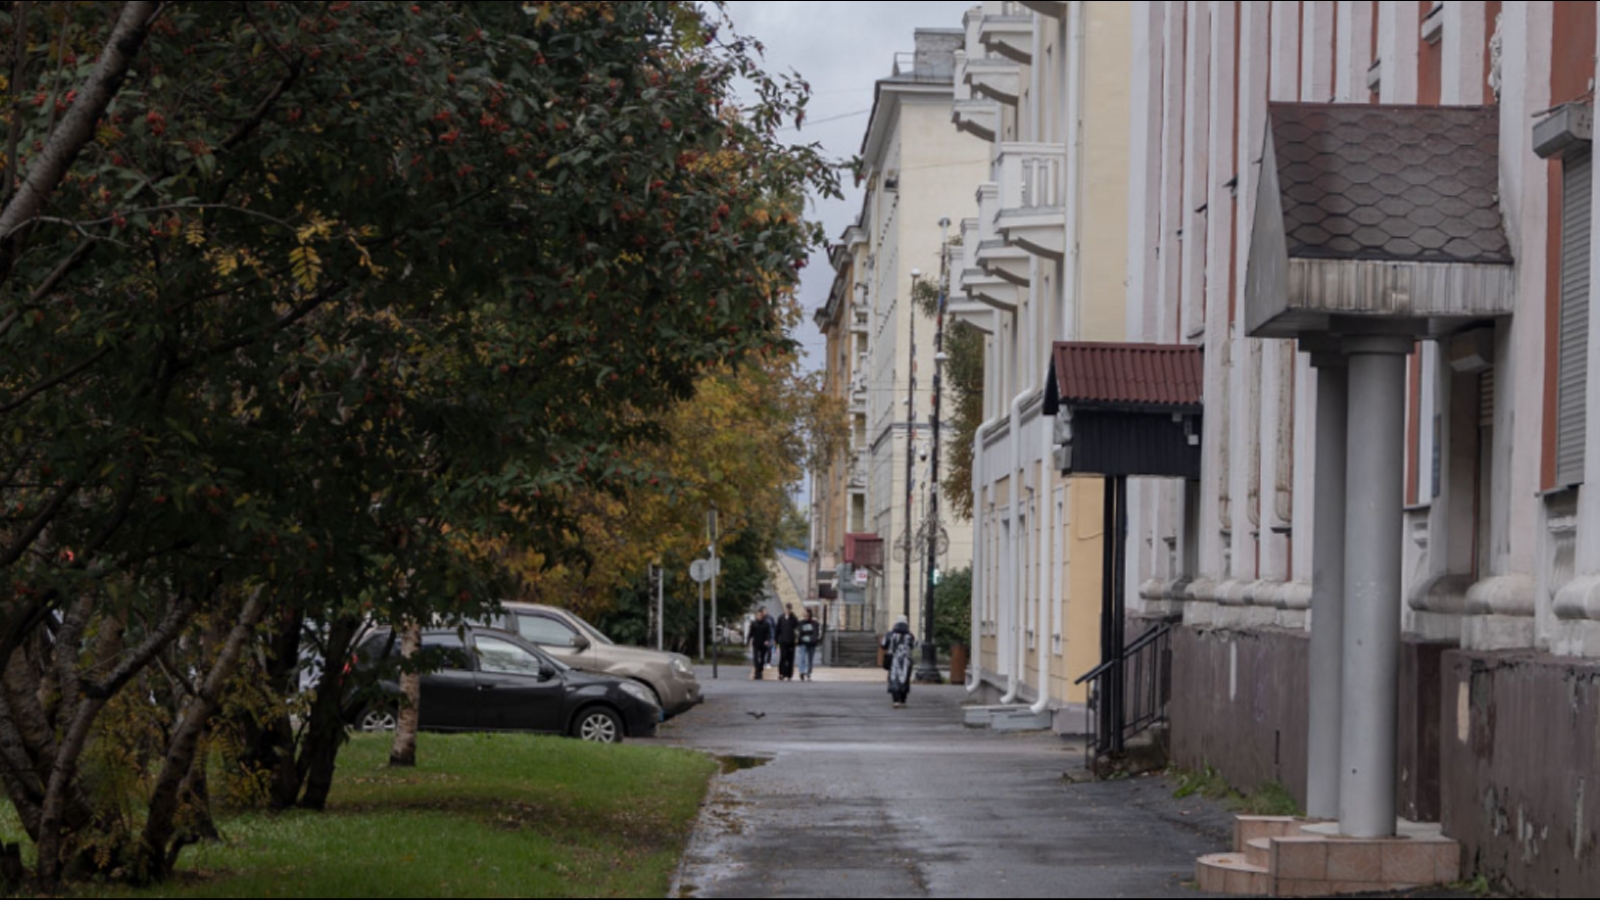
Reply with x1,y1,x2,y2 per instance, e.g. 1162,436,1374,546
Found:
572,635,591,653
539,663,557,682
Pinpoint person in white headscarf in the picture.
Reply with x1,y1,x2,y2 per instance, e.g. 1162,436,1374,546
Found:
880,616,917,708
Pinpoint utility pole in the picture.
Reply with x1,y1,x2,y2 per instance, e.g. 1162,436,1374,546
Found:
916,220,952,684
903,270,921,626
656,562,665,652
709,504,719,680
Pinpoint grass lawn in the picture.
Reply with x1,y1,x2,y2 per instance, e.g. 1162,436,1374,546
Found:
8,733,717,898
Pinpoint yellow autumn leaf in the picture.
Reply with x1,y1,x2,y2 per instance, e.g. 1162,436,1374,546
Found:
290,246,323,292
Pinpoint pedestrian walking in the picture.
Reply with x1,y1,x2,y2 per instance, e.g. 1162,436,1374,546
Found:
774,604,800,681
747,609,775,680
881,616,917,708
796,608,822,682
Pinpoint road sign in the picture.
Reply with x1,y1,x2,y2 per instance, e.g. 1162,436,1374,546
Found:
690,558,720,584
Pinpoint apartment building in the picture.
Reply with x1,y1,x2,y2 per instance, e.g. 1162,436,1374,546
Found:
811,30,987,641
1108,2,1600,895
945,0,1134,719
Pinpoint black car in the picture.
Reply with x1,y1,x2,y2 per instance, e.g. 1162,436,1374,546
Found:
350,626,659,743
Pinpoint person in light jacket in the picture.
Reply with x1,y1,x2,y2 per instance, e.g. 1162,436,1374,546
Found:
796,608,823,682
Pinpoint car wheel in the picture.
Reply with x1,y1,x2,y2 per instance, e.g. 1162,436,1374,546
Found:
572,707,624,744
357,706,398,734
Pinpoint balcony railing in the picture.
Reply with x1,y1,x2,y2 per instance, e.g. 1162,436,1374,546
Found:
998,143,1066,212
979,0,1034,64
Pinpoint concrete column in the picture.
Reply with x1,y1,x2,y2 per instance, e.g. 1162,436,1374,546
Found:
1306,354,1348,822
1337,335,1412,838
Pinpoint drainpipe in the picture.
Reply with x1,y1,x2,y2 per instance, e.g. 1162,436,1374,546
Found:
968,431,985,694
1032,429,1055,717
1000,388,1029,705
1034,0,1085,720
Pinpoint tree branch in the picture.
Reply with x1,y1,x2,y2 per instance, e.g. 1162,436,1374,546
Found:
0,346,111,416
193,279,349,363
0,478,82,570
0,1,163,282
1,0,29,210
223,6,303,152
81,595,196,701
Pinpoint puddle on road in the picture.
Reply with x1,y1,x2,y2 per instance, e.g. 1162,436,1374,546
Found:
717,754,774,774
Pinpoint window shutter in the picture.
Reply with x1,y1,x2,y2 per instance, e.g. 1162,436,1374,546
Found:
1556,153,1591,489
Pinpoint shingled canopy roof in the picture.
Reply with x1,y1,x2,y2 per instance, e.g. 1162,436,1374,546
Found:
1245,103,1516,340
1044,342,1204,415
1270,103,1509,265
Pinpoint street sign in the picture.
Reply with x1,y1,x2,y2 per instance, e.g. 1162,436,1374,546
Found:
690,558,720,584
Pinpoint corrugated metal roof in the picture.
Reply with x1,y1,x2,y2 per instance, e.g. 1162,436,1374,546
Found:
1048,342,1205,411
1269,103,1511,265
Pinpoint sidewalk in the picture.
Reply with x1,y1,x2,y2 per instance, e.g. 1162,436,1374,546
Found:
661,674,1235,898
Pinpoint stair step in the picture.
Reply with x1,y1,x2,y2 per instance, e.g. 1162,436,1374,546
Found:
990,708,1053,733
1234,815,1306,852
1196,854,1268,896
1245,837,1270,870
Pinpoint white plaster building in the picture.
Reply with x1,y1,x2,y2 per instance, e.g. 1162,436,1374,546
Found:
817,30,986,640
949,1,1134,719
1113,3,1600,895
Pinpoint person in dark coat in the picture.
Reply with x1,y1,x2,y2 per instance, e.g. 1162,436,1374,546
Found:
774,604,801,681
881,616,917,708
747,609,775,680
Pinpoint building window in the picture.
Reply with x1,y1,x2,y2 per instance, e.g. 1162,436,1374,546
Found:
1556,153,1591,489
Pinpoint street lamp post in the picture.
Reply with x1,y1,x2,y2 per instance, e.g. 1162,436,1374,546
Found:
902,270,921,627
915,219,952,684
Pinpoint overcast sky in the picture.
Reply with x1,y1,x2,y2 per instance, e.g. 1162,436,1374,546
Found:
721,1,979,372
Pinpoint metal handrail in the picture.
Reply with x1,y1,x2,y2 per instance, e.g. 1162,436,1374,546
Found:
1073,621,1172,685
1078,619,1178,768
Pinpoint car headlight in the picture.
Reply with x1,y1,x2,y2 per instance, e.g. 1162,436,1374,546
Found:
671,656,694,679
619,682,658,707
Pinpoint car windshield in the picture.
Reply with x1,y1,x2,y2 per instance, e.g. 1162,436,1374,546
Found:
565,611,615,647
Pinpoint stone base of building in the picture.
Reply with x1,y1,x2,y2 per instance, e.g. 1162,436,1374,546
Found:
1168,626,1447,822
1197,816,1462,897
1442,649,1600,897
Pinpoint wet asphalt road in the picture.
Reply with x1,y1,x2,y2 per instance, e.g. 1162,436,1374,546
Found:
657,666,1234,899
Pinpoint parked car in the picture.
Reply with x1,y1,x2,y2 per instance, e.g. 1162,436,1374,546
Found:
350,626,659,743
486,602,703,717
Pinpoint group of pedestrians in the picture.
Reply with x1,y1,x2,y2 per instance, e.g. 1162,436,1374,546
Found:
744,605,919,708
745,605,824,681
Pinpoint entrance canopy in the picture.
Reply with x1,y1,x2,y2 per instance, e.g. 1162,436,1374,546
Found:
1245,103,1515,341
1044,342,1204,479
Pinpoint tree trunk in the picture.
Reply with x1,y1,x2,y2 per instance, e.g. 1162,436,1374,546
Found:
34,696,106,891
295,617,359,812
137,591,266,881
229,608,305,810
388,622,421,768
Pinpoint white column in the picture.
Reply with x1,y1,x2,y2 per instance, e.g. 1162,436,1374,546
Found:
1307,354,1348,821
1338,335,1413,839
1126,0,1165,344
1333,1,1375,103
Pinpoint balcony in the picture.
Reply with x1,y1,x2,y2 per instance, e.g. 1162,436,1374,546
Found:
953,99,1000,143
979,1,1035,65
957,208,1021,316
964,56,1022,106
996,142,1067,261
1018,0,1068,17
975,183,1031,292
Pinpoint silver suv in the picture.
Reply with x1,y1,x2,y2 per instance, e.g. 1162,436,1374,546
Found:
490,602,702,717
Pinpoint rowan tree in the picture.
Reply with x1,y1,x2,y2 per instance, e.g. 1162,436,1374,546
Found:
0,0,836,887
